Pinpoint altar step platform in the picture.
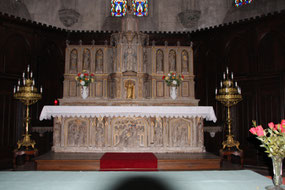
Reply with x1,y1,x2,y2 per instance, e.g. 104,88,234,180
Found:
35,152,220,171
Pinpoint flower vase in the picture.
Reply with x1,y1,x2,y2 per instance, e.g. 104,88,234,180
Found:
266,156,285,190
80,86,89,99
170,86,177,100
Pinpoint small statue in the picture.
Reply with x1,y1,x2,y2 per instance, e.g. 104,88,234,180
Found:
125,81,135,99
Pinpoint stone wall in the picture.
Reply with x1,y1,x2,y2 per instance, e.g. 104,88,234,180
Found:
1,0,284,31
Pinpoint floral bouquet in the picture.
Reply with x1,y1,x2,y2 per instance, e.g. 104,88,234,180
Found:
75,70,94,86
162,72,184,87
249,120,285,158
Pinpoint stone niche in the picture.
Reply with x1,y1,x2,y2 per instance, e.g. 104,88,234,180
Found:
53,116,204,153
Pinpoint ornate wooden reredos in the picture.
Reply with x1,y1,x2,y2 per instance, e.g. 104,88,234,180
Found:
61,9,198,106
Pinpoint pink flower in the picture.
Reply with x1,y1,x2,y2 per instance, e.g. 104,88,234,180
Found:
268,122,275,129
249,127,257,135
256,125,265,137
281,120,285,126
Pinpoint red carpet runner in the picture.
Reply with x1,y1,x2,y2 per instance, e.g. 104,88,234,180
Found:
100,153,157,171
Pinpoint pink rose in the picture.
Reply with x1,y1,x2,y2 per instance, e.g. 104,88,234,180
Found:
249,127,257,135
268,122,275,129
256,125,264,137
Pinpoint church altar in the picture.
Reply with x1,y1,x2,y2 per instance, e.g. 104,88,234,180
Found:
40,106,216,153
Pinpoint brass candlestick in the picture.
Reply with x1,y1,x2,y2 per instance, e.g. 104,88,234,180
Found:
13,65,42,150
215,67,242,150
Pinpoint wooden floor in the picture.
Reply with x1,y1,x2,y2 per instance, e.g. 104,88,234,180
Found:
35,152,221,171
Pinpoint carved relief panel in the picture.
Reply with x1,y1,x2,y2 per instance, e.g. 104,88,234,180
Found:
65,118,88,147
181,50,189,73
111,117,148,147
169,118,191,147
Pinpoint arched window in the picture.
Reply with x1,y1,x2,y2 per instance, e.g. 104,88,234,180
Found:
132,0,148,17
111,0,127,17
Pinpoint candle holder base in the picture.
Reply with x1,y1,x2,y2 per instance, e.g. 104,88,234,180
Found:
17,134,36,150
222,134,241,151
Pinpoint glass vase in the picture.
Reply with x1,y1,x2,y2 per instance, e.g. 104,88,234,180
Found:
170,86,177,100
266,156,284,190
80,86,89,99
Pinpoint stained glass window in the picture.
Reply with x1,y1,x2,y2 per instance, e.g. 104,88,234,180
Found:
235,0,253,7
111,0,127,17
132,0,148,17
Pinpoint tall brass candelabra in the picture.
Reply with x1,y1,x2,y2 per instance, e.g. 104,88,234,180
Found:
13,65,42,150
215,67,242,150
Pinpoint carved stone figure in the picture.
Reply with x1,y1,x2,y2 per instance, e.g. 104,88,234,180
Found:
125,80,135,99
70,49,78,71
124,46,136,71
182,50,189,72
156,49,164,72
83,48,91,70
95,49,103,72
169,50,176,71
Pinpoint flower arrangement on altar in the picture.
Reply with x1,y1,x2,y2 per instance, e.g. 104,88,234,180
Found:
75,70,94,86
249,120,285,158
162,72,184,87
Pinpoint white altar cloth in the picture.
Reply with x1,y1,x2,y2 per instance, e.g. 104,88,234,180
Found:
40,106,216,122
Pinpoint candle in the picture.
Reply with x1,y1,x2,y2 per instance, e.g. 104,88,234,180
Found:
215,88,218,95
225,88,228,93
30,72,33,78
40,86,43,93
231,72,233,79
235,82,238,87
13,86,16,93
226,67,229,74
27,65,30,72
31,86,34,91
223,72,225,79
23,79,25,85
17,86,19,91
18,80,20,85
22,72,25,78
33,80,35,86
220,81,223,88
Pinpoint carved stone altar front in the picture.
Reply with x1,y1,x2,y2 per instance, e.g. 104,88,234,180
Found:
53,116,204,153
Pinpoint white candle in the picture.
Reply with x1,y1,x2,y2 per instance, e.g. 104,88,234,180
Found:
223,73,225,79
27,65,30,72
30,72,33,78
13,86,16,93
235,82,238,87
22,72,25,78
31,86,34,91
215,88,218,95
40,86,43,93
23,79,25,85
33,80,35,86
18,80,20,85
226,67,229,74
17,86,19,91
225,88,228,93
231,72,233,79
220,81,223,87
